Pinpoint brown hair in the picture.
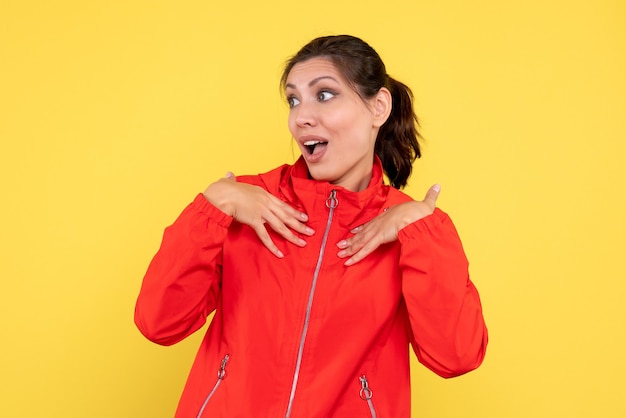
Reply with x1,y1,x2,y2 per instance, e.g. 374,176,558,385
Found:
281,35,421,189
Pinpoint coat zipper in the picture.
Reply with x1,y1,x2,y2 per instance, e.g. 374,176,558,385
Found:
359,375,377,418
285,190,338,418
196,354,230,418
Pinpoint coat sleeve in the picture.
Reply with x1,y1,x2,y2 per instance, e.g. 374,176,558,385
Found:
398,208,488,378
134,194,233,346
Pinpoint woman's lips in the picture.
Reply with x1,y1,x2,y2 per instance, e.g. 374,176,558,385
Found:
301,139,328,163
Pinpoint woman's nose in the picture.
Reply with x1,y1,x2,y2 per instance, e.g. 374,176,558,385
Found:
294,101,317,127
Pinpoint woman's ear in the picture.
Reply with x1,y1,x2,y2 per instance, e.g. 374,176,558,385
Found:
372,87,392,128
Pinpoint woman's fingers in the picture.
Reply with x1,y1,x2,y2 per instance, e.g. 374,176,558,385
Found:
267,194,314,237
337,220,386,265
261,209,307,248
423,184,441,210
251,222,284,258
242,195,312,255
336,187,441,266
206,175,314,257
340,230,383,266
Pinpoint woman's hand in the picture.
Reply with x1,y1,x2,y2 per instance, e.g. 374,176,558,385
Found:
336,184,441,266
203,172,314,258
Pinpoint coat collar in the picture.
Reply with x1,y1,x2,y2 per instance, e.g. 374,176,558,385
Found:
276,156,390,228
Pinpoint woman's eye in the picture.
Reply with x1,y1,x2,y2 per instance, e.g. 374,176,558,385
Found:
318,91,335,102
287,96,300,108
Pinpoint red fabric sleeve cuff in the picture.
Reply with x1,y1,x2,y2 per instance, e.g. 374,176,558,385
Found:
190,193,234,229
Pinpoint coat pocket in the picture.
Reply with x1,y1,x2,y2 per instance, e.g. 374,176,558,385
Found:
196,354,230,418
358,375,377,418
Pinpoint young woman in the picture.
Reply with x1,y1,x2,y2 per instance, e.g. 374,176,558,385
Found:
135,34,488,418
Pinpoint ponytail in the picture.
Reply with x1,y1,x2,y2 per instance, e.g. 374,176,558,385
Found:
375,76,421,189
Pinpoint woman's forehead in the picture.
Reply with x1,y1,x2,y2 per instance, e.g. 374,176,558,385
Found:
285,57,344,87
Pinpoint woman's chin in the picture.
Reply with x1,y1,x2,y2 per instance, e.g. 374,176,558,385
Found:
306,166,335,183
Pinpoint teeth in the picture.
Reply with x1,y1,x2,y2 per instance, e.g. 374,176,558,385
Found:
303,139,327,155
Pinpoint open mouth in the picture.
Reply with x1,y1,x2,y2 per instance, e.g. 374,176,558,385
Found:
304,140,328,155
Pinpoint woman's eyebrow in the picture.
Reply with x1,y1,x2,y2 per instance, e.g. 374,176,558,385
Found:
308,76,338,86
285,76,339,90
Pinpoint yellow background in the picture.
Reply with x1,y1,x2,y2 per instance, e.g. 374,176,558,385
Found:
1,0,625,416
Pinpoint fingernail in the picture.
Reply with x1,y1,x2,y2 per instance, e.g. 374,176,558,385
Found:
337,240,347,248
337,250,347,257
433,184,441,192
300,213,308,221
344,258,354,266
276,250,284,258
305,227,315,235
298,238,306,247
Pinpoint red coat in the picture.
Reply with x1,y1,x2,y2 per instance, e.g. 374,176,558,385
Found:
135,157,487,417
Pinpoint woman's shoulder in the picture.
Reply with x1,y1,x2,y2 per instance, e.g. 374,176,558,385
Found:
384,184,415,205
234,164,292,191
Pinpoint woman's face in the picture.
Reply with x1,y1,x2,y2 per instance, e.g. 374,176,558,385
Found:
285,58,390,192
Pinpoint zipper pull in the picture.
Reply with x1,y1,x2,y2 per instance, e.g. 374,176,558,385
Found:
359,375,373,400
326,189,338,209
218,354,229,380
